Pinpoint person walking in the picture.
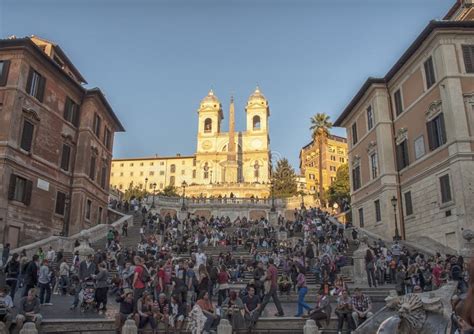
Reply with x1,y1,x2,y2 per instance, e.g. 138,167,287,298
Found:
365,249,377,288
260,258,284,317
23,255,39,297
5,253,20,301
38,259,52,306
294,266,312,317
71,254,96,310
95,262,109,311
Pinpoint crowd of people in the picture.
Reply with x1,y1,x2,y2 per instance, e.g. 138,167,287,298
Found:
0,199,472,334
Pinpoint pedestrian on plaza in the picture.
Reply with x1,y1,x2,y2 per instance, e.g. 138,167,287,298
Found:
365,249,377,288
59,258,70,295
95,262,109,311
71,254,96,310
122,221,128,237
294,266,311,317
2,243,10,266
335,289,354,334
23,254,39,297
260,258,284,317
5,253,20,301
38,259,53,306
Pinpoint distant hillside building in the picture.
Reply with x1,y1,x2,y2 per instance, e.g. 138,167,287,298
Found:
0,36,124,247
299,135,348,195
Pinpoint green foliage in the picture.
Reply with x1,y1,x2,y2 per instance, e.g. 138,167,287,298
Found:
159,185,179,197
123,185,147,201
272,158,298,198
309,113,332,140
327,163,350,206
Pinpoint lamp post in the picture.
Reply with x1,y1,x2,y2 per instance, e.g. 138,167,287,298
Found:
151,183,157,208
391,196,401,241
144,177,149,201
270,179,276,212
181,181,187,211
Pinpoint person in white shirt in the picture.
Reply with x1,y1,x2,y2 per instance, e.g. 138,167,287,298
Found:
195,250,207,270
46,246,56,263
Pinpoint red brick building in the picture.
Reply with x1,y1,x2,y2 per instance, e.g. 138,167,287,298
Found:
0,36,124,247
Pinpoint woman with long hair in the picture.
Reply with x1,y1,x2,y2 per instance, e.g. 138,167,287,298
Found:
365,249,377,288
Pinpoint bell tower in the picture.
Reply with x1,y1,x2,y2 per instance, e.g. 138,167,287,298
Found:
246,86,269,133
196,89,223,153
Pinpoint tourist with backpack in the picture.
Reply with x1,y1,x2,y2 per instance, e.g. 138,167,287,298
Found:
132,256,149,309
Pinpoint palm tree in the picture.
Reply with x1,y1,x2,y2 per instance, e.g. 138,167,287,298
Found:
309,113,333,202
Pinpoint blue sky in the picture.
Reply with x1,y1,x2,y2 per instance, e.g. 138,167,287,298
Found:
1,0,453,169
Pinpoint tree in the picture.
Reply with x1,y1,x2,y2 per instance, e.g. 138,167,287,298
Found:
159,185,179,197
327,163,350,207
310,113,333,202
123,186,147,201
272,158,298,198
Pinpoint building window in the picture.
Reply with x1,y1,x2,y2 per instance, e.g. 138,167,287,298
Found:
93,113,101,138
358,207,364,227
370,152,378,179
0,60,11,86
352,166,361,191
159,171,164,176
193,158,196,167
309,174,315,180
374,200,381,222
462,45,474,73
149,171,155,176
424,57,436,89
181,160,185,165
89,154,96,180
120,172,123,177
253,115,261,130
160,183,163,189
169,176,175,186
8,174,32,205
98,207,103,224
396,140,409,171
394,89,403,116
140,171,144,176
26,68,46,102
404,191,413,216
170,164,176,173
204,118,212,133
203,162,209,179
367,105,374,130
85,199,92,220
20,120,34,152
181,170,185,175
330,166,336,172
330,176,336,184
118,184,123,190
351,123,358,145
192,170,196,178
160,162,164,166
130,163,134,167
60,144,71,171
100,165,107,189
330,155,336,161
427,113,446,151
120,163,124,167
150,162,154,166
439,174,452,204
55,191,66,216
104,128,111,150
64,97,79,127
339,157,345,163
130,172,134,176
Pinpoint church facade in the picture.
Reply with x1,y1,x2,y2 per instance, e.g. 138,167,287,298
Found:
110,87,271,198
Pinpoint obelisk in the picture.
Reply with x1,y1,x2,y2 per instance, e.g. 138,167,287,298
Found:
224,96,238,183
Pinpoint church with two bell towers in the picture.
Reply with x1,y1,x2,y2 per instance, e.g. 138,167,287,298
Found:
110,87,272,198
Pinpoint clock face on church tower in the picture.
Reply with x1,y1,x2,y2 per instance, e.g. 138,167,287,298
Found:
251,139,262,149
201,140,212,150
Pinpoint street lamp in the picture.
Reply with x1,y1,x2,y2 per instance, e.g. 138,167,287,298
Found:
151,183,157,208
391,195,401,241
144,177,149,199
270,179,276,212
181,181,187,211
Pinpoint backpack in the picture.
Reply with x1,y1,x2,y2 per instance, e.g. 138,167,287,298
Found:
140,265,151,283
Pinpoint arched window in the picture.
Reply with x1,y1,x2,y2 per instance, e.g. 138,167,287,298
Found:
253,115,261,130
204,118,212,133
170,164,176,173
254,161,260,178
203,162,209,179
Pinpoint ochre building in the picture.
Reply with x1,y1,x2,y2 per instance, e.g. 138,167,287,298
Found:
0,36,124,247
299,135,348,194
334,5,474,252
111,87,271,198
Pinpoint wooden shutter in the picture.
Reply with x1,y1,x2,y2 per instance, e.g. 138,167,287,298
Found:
7,174,16,200
25,68,34,94
426,120,436,151
61,144,71,171
64,97,72,121
73,103,80,127
439,114,447,145
0,60,10,86
20,121,34,152
36,75,46,102
90,155,96,180
396,143,403,171
23,180,33,205
462,45,474,73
